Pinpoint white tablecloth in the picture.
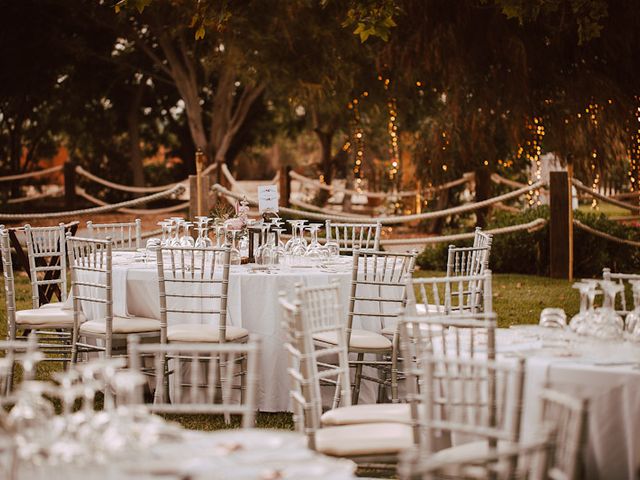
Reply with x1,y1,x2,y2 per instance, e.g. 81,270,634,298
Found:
72,253,397,411
496,327,640,480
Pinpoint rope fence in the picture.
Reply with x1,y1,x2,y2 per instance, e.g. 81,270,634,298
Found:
379,218,548,246
573,219,640,248
572,178,640,213
6,188,64,204
0,184,184,220
75,166,184,193
0,165,63,182
76,187,189,215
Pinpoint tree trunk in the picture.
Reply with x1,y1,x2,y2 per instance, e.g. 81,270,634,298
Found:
475,167,492,228
127,84,145,189
314,129,333,205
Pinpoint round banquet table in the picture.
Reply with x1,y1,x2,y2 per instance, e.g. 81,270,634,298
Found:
15,429,357,480
495,326,640,480
70,252,392,411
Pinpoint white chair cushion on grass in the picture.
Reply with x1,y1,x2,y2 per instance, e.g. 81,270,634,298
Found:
313,329,392,350
321,403,411,426
167,324,249,343
80,316,160,334
315,422,414,456
16,306,84,329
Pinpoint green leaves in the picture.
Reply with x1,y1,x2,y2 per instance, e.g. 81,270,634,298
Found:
342,0,400,42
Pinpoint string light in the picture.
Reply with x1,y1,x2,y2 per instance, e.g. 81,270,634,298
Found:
587,101,601,209
629,97,640,200
523,116,545,206
380,75,400,182
348,92,367,190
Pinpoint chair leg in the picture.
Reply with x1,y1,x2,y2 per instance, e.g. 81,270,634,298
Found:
391,338,399,403
352,353,364,404
71,330,79,364
240,353,247,405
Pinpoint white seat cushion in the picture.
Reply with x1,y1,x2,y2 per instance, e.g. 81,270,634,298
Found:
80,316,160,335
40,302,67,309
426,440,513,478
314,329,392,350
321,403,411,426
16,306,84,329
315,423,414,456
167,324,249,343
381,321,444,336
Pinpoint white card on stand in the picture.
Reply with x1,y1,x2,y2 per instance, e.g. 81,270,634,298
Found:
258,185,279,213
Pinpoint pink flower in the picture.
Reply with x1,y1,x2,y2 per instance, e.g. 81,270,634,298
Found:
224,217,244,231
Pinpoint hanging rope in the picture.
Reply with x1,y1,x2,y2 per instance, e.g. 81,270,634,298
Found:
289,170,472,199
573,219,640,247
76,187,188,215
490,173,527,189
0,165,63,182
572,178,640,212
6,188,64,204
212,180,545,225
75,166,184,193
379,218,548,246
289,198,372,219
0,184,184,220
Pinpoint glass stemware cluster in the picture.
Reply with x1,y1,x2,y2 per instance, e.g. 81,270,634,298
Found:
570,279,624,340
282,220,339,265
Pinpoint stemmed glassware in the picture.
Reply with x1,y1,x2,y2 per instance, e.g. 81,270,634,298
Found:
593,280,624,339
227,229,242,265
305,224,328,260
285,220,307,254
179,222,195,247
569,282,591,332
622,280,640,341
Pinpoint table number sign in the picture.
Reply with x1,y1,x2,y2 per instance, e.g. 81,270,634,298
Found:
258,185,279,213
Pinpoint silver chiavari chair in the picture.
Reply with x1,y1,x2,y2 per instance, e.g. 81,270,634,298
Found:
539,388,589,480
1,229,75,361
280,292,414,474
406,270,492,318
313,247,416,403
446,227,493,277
24,223,69,307
399,354,528,480
67,236,160,362
155,245,249,405
86,219,142,251
128,335,260,427
281,282,412,427
325,220,381,253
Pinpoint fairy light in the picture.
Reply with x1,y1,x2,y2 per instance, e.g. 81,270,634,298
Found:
380,75,400,182
587,101,601,209
348,93,367,189
629,98,640,199
524,117,545,206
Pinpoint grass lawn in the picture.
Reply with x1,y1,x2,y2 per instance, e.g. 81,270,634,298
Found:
1,270,580,431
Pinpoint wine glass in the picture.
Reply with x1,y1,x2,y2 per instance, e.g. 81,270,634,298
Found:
227,229,242,265
180,222,195,247
569,282,591,332
305,224,328,261
625,280,640,339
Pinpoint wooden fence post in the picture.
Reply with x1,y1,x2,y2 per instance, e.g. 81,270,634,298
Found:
550,171,571,279
279,165,291,208
189,174,211,220
63,160,76,210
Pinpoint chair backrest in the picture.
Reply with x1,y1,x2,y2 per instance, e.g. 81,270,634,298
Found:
411,270,492,316
446,227,493,277
539,388,589,480
0,229,18,341
416,354,527,459
348,248,417,341
127,336,259,427
399,312,497,445
156,245,231,343
325,221,381,253
67,236,113,352
24,223,68,308
86,219,142,250
281,287,352,451
602,268,638,315
398,429,552,480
